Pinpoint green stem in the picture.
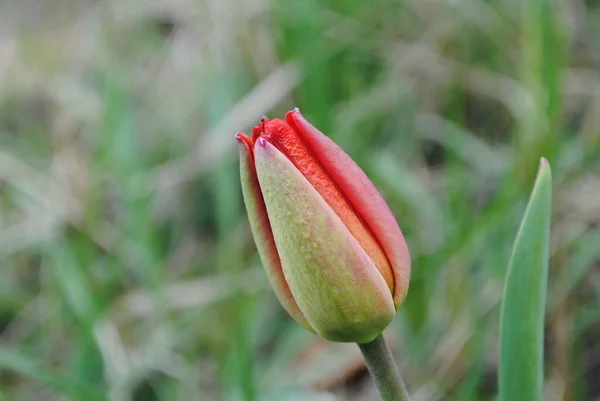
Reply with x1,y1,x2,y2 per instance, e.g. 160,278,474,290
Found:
357,333,411,401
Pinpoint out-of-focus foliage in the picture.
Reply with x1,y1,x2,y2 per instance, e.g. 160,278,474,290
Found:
0,0,599,400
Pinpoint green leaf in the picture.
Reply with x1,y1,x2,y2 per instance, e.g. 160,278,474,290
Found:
499,158,552,401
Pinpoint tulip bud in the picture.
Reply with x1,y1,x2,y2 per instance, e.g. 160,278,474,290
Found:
236,109,410,343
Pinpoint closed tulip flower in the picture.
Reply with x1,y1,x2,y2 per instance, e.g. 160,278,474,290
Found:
236,109,410,343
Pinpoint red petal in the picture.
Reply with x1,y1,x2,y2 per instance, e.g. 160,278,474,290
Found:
252,117,270,143
285,110,411,307
236,133,311,328
259,119,394,292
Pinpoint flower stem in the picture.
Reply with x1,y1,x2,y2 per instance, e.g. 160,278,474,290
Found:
357,333,411,401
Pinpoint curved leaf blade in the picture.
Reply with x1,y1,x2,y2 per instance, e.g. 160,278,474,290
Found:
499,158,552,401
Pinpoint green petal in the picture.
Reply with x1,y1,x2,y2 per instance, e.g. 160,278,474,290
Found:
237,136,311,330
254,138,395,343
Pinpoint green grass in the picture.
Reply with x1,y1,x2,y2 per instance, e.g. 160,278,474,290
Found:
1,0,600,400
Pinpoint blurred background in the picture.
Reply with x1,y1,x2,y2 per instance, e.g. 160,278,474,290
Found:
0,0,599,400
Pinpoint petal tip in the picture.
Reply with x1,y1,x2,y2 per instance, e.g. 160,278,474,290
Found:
287,107,301,119
256,136,268,148
285,108,303,129
236,132,253,151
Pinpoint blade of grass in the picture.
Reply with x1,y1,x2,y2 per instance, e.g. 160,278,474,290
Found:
499,158,552,401
0,348,105,401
